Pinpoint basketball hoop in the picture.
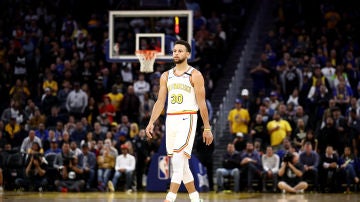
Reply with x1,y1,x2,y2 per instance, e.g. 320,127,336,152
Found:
135,50,159,73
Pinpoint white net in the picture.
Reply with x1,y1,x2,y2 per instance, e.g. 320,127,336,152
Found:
135,50,158,73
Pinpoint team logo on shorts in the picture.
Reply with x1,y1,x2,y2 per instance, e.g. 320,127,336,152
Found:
158,155,170,180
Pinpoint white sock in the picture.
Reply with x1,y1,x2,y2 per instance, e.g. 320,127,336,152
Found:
189,191,200,201
165,192,177,202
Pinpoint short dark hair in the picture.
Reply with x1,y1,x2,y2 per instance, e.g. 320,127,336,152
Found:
175,40,191,53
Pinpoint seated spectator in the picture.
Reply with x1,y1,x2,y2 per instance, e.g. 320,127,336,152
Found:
98,95,116,124
44,140,61,156
46,107,66,129
319,145,339,193
104,138,118,157
96,143,115,191
27,108,46,130
53,142,74,170
15,151,47,191
78,143,96,190
4,116,20,143
338,146,360,193
300,129,318,153
249,113,269,150
57,81,72,114
70,141,82,157
240,141,262,192
261,145,280,192
108,144,135,193
92,122,106,141
20,130,43,154
278,152,308,193
232,132,246,152
42,73,58,96
54,155,85,192
333,79,352,115
299,141,320,192
70,121,87,146
35,123,49,147
215,143,241,193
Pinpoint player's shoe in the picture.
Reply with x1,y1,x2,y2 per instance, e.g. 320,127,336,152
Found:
191,199,203,202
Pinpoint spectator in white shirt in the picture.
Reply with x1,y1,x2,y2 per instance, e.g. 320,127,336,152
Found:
108,144,135,192
66,82,88,120
261,145,280,192
20,130,42,154
133,73,150,104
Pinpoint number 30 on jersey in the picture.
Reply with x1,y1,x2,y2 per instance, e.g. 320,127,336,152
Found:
170,94,183,104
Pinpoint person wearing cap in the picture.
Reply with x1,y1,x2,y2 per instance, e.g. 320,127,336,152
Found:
240,89,251,110
44,139,61,156
232,132,246,152
269,91,280,111
227,98,250,138
108,144,136,193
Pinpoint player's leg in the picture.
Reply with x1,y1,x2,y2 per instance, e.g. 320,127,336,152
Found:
164,152,184,202
183,158,201,202
164,115,181,202
182,114,201,202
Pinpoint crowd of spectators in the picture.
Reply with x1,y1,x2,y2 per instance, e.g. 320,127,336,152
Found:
222,0,360,193
0,0,249,192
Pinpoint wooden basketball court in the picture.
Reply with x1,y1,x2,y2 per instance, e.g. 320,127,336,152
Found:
2,191,359,202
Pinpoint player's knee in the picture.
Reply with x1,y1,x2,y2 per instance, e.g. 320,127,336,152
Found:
183,166,194,184
171,153,185,184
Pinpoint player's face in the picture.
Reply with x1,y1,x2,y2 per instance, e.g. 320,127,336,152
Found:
172,44,189,64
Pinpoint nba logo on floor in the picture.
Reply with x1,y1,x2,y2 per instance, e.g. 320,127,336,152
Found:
158,156,170,180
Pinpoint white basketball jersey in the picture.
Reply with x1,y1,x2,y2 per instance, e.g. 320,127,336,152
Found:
166,67,199,114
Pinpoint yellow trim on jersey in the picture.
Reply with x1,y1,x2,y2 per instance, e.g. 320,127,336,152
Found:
173,114,193,153
184,151,191,159
167,110,197,115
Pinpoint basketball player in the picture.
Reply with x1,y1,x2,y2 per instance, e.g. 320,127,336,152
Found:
146,40,213,202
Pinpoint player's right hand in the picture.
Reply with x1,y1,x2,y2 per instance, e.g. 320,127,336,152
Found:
145,124,154,139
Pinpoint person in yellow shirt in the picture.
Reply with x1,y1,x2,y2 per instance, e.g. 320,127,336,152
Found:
266,111,292,150
228,99,250,138
9,79,31,105
107,85,124,119
42,73,58,96
5,116,20,139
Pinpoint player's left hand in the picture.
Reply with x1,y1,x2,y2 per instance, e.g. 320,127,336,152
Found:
203,130,213,146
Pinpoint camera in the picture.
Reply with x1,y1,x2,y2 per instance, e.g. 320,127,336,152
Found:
31,152,42,160
63,156,74,166
283,152,294,163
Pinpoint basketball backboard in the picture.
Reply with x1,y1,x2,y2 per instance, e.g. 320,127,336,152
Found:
107,10,195,62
